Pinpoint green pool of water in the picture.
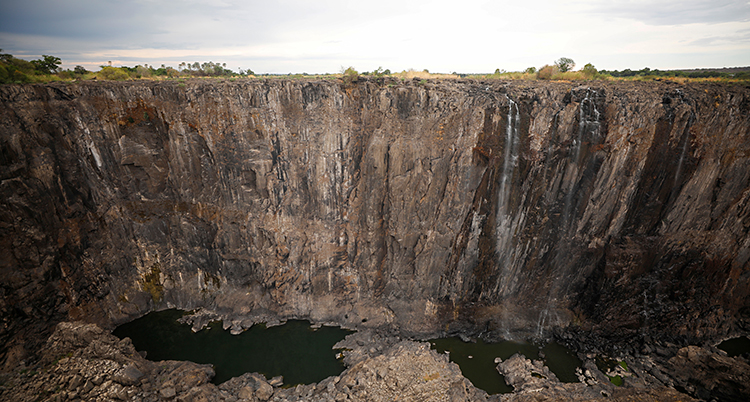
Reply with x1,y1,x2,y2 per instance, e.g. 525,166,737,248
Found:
112,309,352,385
541,341,583,383
428,337,581,394
718,336,750,357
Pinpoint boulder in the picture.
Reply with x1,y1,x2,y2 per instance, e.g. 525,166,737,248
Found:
113,363,143,385
255,381,274,401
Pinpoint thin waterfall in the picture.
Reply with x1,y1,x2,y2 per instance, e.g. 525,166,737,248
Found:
495,97,520,292
673,129,690,191
562,89,600,231
497,97,520,214
495,96,521,338
536,89,600,338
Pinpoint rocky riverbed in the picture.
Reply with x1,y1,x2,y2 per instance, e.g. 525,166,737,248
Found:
2,320,738,402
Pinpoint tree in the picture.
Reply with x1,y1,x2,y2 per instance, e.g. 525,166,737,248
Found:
371,66,389,77
554,57,575,73
32,55,62,74
524,67,537,74
0,49,13,63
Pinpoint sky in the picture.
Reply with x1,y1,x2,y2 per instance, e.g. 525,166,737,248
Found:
1,0,749,74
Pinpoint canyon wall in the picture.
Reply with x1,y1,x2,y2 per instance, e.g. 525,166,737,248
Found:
1,78,749,367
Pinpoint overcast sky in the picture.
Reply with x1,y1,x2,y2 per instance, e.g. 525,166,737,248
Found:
1,0,749,74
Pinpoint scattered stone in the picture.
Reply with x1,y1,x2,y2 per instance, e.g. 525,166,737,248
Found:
268,375,283,387
68,374,83,390
160,385,177,399
255,381,273,401
113,363,143,385
238,385,254,400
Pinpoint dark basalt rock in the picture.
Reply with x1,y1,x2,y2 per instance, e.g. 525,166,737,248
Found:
1,78,750,400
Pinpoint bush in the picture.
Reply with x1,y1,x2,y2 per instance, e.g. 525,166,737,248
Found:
537,65,558,80
98,66,130,81
370,66,389,77
56,70,76,80
135,65,152,78
342,66,358,84
582,63,598,79
0,50,37,83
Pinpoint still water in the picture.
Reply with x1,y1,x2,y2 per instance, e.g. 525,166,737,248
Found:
718,336,750,357
113,309,352,385
429,337,582,394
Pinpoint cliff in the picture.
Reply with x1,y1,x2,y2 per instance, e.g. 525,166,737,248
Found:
1,78,749,369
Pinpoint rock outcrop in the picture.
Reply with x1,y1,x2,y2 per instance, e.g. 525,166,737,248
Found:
1,78,750,398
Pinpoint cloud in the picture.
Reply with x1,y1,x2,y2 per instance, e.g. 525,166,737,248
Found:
688,28,750,46
0,0,749,73
583,0,750,25
0,0,159,40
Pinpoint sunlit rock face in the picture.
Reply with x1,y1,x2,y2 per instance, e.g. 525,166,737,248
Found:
1,78,749,365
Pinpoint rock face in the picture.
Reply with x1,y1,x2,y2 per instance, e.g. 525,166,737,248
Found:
1,78,750,368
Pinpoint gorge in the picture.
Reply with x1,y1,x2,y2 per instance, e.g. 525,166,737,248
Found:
1,77,750,401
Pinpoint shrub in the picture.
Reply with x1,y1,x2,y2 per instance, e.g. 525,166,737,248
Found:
582,63,598,79
370,66,389,77
98,66,130,81
342,66,358,84
537,65,558,80
135,65,152,78
0,50,36,83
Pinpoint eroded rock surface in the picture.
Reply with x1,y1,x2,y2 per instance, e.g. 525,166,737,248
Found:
0,322,219,401
495,352,696,402
1,78,750,399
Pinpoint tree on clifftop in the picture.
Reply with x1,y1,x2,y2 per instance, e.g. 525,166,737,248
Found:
555,57,575,73
31,55,62,75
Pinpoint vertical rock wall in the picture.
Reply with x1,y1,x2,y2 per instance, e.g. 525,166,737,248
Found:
1,79,749,367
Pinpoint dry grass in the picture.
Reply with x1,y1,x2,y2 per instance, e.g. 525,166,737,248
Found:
393,69,458,80
469,70,748,84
